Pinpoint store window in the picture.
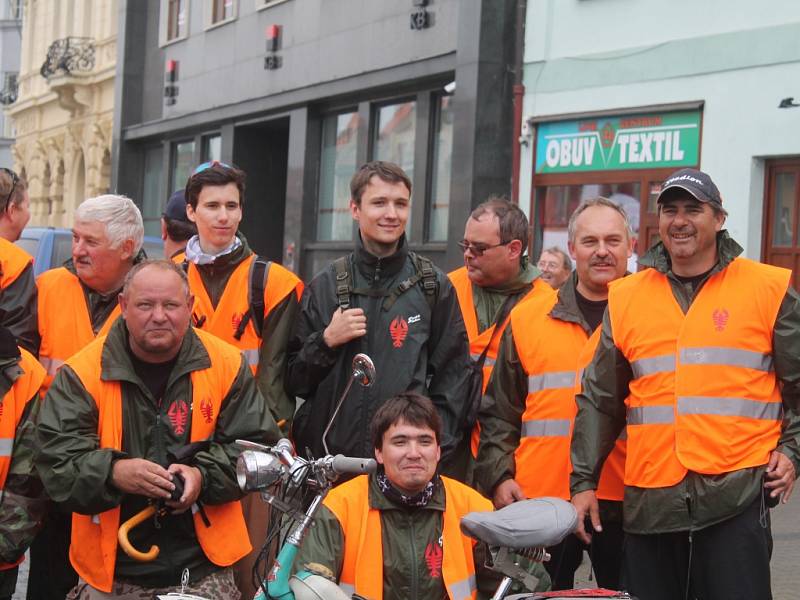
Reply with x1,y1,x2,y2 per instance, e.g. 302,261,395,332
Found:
171,140,195,192
374,101,416,180
532,107,702,268
317,111,360,241
202,134,221,162
428,94,454,241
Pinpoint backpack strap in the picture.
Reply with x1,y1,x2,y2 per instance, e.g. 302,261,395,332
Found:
381,252,438,312
333,256,352,310
233,255,270,341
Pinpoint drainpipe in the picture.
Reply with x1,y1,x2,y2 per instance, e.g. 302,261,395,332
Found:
511,0,527,204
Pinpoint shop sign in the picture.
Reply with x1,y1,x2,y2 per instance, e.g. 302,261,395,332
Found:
535,110,700,174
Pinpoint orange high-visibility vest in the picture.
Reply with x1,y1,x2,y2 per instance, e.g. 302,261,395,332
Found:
66,329,251,592
37,267,120,392
575,328,626,501
0,348,45,572
608,258,789,488
0,238,32,290
185,255,302,372
324,475,492,600
448,267,552,456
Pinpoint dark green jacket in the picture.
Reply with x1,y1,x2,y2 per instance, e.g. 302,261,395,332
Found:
187,233,300,426
34,318,280,586
469,258,540,334
296,473,550,599
570,231,800,534
475,273,594,497
0,354,45,564
287,234,472,472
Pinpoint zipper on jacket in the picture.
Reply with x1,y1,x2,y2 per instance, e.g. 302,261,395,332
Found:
407,512,419,599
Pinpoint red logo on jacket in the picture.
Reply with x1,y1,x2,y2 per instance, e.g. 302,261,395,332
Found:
200,398,214,424
389,315,409,348
167,400,189,435
424,541,443,578
712,308,729,332
232,312,244,332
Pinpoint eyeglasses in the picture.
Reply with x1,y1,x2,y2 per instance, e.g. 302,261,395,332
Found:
457,240,510,256
191,160,233,176
0,168,18,212
537,261,561,270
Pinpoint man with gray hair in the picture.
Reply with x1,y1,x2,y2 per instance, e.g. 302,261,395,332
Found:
476,197,633,590
30,194,145,599
537,246,572,289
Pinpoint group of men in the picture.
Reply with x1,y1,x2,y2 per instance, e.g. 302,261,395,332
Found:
0,157,796,600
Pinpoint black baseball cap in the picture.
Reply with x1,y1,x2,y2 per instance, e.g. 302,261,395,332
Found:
656,168,722,208
163,189,190,222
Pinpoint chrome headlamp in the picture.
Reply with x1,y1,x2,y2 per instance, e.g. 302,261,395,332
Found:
237,450,285,491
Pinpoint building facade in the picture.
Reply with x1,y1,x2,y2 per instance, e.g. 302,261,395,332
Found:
8,0,117,227
0,1,22,168
519,0,800,285
113,0,520,275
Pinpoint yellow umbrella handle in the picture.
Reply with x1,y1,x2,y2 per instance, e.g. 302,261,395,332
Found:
117,505,160,562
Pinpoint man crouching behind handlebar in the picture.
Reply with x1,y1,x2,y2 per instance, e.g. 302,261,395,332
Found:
295,392,551,599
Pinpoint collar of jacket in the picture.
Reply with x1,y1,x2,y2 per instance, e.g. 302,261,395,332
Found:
638,229,743,275
99,317,212,385
367,471,445,513
354,232,409,281
193,231,253,271
548,271,592,333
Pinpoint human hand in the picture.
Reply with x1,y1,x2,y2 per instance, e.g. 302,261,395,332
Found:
571,489,601,544
323,308,367,348
492,478,527,509
165,464,203,514
765,450,796,504
111,458,174,500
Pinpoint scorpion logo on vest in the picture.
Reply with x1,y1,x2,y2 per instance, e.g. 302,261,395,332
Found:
231,312,244,332
712,308,729,332
167,399,189,435
389,315,409,348
200,398,214,424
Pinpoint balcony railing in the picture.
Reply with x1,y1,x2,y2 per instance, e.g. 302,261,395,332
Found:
40,37,95,80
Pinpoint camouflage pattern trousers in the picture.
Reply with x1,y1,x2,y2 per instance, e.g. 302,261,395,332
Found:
66,566,241,599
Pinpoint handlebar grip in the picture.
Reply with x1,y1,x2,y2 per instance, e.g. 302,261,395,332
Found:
331,455,377,475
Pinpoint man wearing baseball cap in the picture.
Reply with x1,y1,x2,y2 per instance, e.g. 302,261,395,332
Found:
161,189,197,260
570,167,800,599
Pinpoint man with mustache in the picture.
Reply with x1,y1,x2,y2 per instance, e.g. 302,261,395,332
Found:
32,194,146,599
571,168,800,600
475,197,632,589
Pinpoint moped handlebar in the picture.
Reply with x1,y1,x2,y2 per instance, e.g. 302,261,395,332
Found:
330,455,377,475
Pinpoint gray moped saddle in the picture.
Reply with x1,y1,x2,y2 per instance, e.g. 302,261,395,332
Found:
460,497,578,549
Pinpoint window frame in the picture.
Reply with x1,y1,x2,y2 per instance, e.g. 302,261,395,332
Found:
206,0,237,30
159,0,190,47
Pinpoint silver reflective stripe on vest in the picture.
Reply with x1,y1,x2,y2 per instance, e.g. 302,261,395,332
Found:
528,371,576,393
241,349,259,366
0,437,12,457
40,357,64,376
448,574,476,600
679,347,773,372
627,406,675,425
521,419,571,438
630,354,675,379
470,353,495,367
677,397,783,420
340,583,355,596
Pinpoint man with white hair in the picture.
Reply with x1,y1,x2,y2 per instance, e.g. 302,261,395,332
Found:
30,194,145,600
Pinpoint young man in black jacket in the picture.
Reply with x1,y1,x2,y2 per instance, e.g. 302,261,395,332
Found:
287,161,472,479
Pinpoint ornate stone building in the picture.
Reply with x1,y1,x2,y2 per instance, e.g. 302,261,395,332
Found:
8,0,116,227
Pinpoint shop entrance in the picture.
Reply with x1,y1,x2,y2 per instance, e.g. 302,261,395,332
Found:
762,158,800,288
233,117,290,262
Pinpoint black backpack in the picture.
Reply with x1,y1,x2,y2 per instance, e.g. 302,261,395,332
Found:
332,251,438,311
